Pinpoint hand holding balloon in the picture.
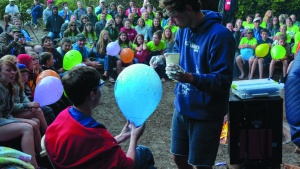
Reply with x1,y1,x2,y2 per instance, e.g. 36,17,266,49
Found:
130,123,145,142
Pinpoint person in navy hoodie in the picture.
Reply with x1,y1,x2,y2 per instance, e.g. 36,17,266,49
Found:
151,0,235,168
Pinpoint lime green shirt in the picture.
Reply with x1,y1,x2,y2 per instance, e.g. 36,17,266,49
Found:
242,21,254,30
145,19,153,27
97,14,113,21
163,25,179,34
260,21,267,29
275,32,292,43
239,37,258,46
82,32,97,49
146,40,166,52
286,25,299,37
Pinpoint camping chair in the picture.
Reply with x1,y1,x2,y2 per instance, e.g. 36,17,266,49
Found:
40,135,55,169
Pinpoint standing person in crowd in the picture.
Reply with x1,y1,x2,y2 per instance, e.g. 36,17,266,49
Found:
45,66,156,169
146,30,166,82
63,21,80,44
148,17,163,41
150,1,235,168
162,27,175,53
86,6,98,26
58,2,73,23
0,60,40,169
236,29,257,79
218,0,238,25
249,29,273,79
269,34,291,83
120,19,137,42
31,0,43,29
46,6,64,42
43,0,54,25
74,1,87,25
253,17,263,41
233,19,243,55
135,18,150,42
0,26,25,56
104,18,119,41
267,16,280,40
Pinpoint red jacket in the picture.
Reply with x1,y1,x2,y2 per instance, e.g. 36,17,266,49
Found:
45,108,134,169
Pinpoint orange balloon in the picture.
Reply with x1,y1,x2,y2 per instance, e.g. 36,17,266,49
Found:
120,48,134,64
36,70,60,84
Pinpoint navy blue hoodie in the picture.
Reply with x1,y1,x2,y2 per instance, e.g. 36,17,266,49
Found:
174,11,235,120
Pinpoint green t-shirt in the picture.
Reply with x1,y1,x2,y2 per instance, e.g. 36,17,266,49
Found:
83,32,97,49
275,32,292,43
146,40,166,52
239,37,258,46
242,21,254,30
132,43,138,52
145,19,153,27
260,21,267,29
286,25,299,37
97,14,113,21
163,25,179,34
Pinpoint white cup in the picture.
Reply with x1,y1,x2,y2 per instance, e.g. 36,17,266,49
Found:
165,53,180,65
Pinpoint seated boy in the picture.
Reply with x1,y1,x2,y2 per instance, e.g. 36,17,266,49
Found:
45,66,156,168
269,34,291,83
39,52,55,71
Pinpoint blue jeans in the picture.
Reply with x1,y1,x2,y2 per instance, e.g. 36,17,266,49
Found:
105,55,119,77
48,32,61,42
32,12,38,25
134,145,156,169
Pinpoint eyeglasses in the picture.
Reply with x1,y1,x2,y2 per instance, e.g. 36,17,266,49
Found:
165,9,176,18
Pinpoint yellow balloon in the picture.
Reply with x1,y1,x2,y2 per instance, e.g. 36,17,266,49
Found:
255,44,270,58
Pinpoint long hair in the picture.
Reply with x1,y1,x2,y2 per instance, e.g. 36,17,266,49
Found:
65,21,79,37
0,55,23,93
118,31,130,46
162,27,174,43
263,10,272,23
152,17,163,33
0,60,17,97
269,16,280,30
97,30,112,54
133,34,145,46
83,22,96,40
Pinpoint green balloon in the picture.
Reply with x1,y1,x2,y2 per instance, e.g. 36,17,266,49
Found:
271,45,286,60
63,50,83,70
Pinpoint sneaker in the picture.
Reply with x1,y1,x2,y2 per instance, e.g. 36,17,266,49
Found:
34,25,38,29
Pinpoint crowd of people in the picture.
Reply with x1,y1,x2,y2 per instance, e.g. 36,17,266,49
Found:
225,11,300,82
1,0,299,168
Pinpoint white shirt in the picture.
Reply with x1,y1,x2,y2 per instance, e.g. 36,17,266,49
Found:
5,4,19,15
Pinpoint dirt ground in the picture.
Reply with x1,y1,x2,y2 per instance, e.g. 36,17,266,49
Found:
24,24,300,169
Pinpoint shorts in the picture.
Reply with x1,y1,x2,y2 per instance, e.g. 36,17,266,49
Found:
170,109,223,167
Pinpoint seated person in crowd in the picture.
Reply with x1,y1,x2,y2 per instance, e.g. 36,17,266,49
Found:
74,1,87,25
269,34,291,83
45,66,156,169
61,15,79,38
56,38,72,57
95,13,107,39
73,33,99,68
63,20,80,44
274,24,292,44
58,2,73,23
0,26,25,56
86,5,98,26
4,0,19,30
31,0,43,29
40,52,55,71
236,28,257,79
46,6,64,41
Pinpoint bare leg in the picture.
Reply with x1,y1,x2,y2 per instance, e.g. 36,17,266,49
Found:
258,58,264,79
16,118,42,153
236,55,244,78
0,123,39,168
249,58,258,79
116,60,122,75
173,155,193,169
283,60,288,77
287,61,294,74
248,57,255,78
13,108,47,134
269,59,275,78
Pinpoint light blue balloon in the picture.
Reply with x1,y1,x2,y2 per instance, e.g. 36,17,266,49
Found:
34,76,64,106
240,48,254,61
114,64,163,127
106,42,121,56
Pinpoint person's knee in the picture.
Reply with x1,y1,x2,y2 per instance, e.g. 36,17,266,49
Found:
34,45,43,53
22,123,34,135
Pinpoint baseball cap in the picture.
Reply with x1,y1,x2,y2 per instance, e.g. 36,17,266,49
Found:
52,6,58,9
47,0,54,4
9,0,15,2
246,29,253,33
8,25,21,32
17,63,29,73
76,33,86,41
100,0,105,3
253,17,261,23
